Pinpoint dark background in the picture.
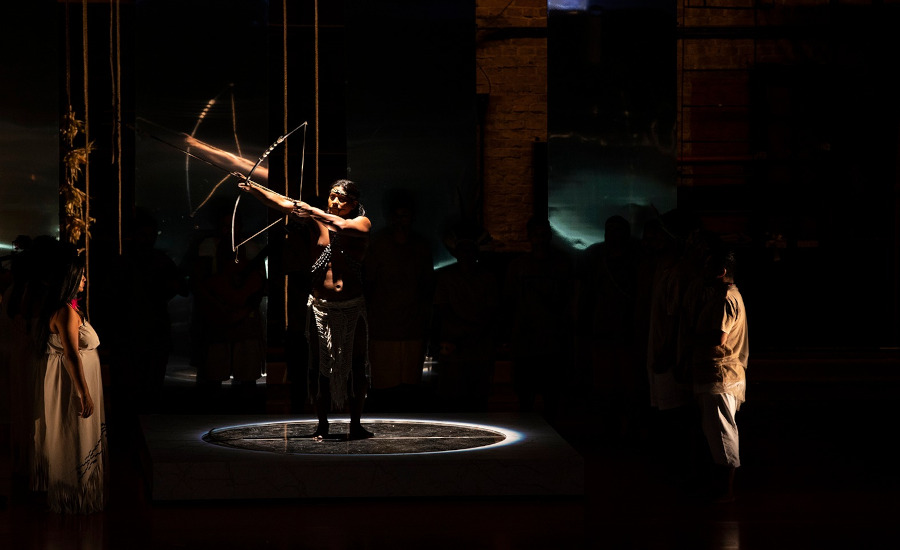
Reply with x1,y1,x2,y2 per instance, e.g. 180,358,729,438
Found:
1,1,898,357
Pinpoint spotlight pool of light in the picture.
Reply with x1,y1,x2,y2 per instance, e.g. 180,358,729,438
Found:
202,418,524,456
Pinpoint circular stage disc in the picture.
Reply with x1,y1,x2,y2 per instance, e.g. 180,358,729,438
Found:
202,419,510,455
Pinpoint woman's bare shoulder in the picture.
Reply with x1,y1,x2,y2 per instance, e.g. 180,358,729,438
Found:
50,303,81,333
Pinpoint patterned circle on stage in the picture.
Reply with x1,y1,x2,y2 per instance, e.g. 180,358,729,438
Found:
202,419,514,455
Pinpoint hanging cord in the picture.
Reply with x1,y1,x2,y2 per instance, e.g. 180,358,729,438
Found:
314,0,320,197
65,2,71,103
61,1,94,248
109,0,122,255
117,0,122,255
283,0,289,187
283,0,290,330
61,0,94,286
82,0,91,315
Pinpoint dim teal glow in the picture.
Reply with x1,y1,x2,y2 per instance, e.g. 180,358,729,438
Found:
549,170,675,250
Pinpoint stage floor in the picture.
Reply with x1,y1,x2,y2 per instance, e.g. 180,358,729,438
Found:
140,412,584,501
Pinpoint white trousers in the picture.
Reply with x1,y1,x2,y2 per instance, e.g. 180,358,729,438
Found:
698,392,741,468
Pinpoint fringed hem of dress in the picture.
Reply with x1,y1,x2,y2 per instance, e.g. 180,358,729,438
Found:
47,461,105,514
31,452,48,492
48,424,106,514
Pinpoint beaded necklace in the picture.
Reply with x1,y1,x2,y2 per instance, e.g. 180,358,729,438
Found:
311,231,363,283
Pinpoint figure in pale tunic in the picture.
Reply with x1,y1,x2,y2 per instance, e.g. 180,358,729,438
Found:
680,246,748,503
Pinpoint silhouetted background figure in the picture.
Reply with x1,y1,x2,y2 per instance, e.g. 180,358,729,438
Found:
364,189,434,412
1,236,66,496
633,218,662,377
239,178,373,440
188,206,267,408
502,217,574,423
33,249,107,513
1,237,30,451
0,234,31,293
282,217,314,413
111,207,187,415
660,225,720,486
577,215,641,441
432,227,499,412
678,245,749,503
639,213,696,486
0,244,15,489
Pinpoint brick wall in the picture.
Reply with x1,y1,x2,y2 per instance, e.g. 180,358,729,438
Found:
476,0,548,252
676,0,892,207
677,0,900,346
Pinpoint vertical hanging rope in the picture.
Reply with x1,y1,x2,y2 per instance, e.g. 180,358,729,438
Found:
283,0,289,189
110,0,123,255
62,0,95,311
108,3,114,164
678,0,685,175
65,2,71,106
314,0,320,197
108,0,116,250
64,0,72,241
116,0,122,256
283,0,290,330
82,0,91,315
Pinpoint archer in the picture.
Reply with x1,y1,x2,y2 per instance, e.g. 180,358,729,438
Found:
239,178,374,440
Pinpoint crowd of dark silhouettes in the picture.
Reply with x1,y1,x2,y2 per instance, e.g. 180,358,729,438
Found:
360,197,744,494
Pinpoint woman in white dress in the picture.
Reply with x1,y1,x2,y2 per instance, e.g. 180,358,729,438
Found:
33,255,106,513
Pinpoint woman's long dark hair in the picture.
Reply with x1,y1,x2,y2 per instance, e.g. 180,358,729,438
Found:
34,251,85,357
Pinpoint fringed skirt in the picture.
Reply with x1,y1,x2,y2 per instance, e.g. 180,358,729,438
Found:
306,295,370,410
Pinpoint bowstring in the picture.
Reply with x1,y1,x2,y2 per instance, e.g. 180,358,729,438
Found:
231,122,308,261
